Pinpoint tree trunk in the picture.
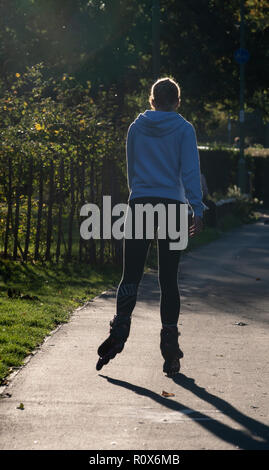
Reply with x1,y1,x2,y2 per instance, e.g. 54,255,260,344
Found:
67,157,75,261
4,156,12,258
45,159,54,261
56,157,64,263
23,155,33,262
34,159,44,261
78,153,85,262
12,158,22,260
89,158,97,264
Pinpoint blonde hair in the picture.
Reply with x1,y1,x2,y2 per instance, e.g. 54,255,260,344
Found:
149,77,181,110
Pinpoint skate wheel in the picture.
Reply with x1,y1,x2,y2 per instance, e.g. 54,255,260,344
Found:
96,358,104,371
163,358,180,376
96,341,125,371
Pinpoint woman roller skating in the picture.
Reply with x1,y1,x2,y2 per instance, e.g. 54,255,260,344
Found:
96,77,204,376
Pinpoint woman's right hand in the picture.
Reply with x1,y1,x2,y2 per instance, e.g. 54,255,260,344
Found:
189,215,203,238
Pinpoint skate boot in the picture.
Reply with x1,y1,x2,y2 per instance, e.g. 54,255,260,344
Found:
96,282,138,371
96,313,132,371
160,325,184,377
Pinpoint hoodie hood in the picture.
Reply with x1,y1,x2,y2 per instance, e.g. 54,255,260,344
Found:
133,110,186,137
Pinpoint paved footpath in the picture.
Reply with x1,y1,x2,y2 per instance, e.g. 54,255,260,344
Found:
0,218,269,450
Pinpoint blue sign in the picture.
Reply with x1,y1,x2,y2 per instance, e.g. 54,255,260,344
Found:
234,48,250,64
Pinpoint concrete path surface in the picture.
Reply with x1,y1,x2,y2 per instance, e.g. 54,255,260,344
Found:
0,218,269,450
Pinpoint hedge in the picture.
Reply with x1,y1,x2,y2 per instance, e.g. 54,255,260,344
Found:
199,146,269,207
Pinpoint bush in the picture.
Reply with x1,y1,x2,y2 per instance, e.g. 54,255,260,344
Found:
199,146,269,208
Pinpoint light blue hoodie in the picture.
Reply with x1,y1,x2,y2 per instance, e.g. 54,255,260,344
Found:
126,109,205,217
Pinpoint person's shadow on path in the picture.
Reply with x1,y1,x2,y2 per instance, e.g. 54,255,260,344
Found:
99,373,269,450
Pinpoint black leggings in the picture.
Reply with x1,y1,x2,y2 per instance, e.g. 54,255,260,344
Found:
115,197,182,327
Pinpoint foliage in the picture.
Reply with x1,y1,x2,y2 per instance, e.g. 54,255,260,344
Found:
0,0,268,126
0,64,131,262
210,184,263,223
0,1,268,261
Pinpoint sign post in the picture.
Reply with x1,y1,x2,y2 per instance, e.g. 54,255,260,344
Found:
152,0,160,79
234,0,249,194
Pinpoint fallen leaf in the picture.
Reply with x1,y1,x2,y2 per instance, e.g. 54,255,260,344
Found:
234,322,248,326
17,403,24,410
161,390,175,397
